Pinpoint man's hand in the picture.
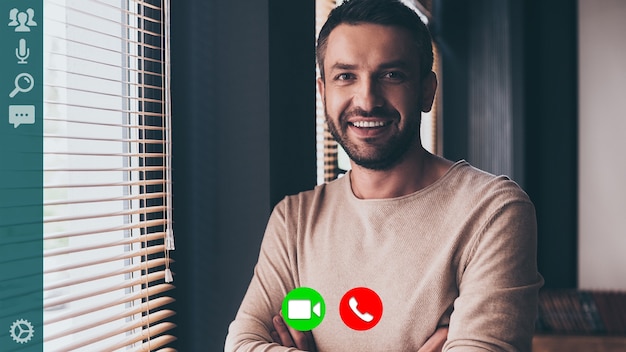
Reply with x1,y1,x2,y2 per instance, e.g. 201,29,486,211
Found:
270,313,445,352
417,326,449,352
270,314,317,351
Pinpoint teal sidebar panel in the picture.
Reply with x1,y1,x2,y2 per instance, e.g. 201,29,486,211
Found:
0,1,44,351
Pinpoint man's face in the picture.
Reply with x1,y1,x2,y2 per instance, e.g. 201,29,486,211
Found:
318,23,436,170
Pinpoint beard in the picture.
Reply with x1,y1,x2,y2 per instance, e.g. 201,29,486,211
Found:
325,106,421,171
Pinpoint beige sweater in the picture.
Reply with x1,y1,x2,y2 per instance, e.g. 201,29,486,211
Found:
225,161,543,351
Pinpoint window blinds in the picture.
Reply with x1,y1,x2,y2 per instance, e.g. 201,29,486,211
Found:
42,0,175,351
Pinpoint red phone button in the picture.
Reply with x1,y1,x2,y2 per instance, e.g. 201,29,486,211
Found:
339,287,383,330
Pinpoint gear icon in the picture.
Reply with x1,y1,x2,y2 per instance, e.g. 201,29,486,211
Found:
9,319,35,344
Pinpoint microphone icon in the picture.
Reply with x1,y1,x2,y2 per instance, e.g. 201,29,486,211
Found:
16,38,30,64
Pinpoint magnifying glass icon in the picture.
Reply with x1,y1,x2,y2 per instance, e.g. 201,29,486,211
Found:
9,72,35,98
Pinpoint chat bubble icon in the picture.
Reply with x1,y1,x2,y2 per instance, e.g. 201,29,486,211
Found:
9,105,35,128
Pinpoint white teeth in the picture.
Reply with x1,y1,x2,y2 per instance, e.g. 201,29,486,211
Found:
352,121,387,128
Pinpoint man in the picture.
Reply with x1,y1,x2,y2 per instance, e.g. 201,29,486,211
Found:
225,0,543,350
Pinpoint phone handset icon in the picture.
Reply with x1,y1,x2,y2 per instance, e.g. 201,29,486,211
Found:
349,296,374,322
340,287,382,330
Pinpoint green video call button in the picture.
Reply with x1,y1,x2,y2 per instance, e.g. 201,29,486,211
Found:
282,287,325,331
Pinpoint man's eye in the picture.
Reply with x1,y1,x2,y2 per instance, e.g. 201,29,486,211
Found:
335,73,355,81
382,71,407,81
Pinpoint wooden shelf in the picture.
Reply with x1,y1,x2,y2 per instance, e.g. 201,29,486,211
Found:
533,335,626,352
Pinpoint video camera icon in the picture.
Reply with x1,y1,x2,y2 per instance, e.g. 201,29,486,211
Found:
288,299,322,320
282,287,325,331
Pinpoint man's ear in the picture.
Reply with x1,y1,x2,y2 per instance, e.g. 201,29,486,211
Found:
317,77,325,106
420,71,438,113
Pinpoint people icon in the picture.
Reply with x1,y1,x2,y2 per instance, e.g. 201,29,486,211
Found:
26,9,37,27
8,8,18,26
8,8,37,32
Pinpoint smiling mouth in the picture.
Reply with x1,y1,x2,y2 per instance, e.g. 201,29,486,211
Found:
350,120,391,128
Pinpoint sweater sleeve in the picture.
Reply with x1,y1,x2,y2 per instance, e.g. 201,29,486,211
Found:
224,199,303,352
445,199,544,352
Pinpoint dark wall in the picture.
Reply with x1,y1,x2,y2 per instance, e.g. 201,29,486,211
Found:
269,1,317,208
522,0,578,289
433,0,469,166
435,0,578,288
170,0,315,350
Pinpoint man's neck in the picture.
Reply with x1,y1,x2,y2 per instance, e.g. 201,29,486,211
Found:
348,147,453,199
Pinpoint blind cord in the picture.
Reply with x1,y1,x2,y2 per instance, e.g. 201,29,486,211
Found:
163,0,175,284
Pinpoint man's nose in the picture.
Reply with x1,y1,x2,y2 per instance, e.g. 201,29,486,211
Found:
353,78,383,111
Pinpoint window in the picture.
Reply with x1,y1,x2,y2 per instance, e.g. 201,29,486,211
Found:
42,0,175,350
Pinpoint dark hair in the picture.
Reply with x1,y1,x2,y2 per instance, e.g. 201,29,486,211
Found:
316,0,433,80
